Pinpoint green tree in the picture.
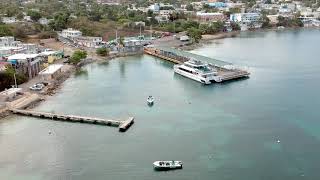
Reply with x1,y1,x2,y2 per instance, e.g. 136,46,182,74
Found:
27,10,42,22
48,13,69,31
12,25,27,39
186,4,194,11
261,14,271,28
96,47,109,56
187,27,202,43
0,65,27,91
70,50,87,64
231,22,240,31
0,25,13,36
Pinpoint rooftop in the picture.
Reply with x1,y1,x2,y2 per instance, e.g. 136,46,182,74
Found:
0,88,22,96
7,53,39,60
39,64,63,75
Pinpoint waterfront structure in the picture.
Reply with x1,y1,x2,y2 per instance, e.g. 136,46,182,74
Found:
7,53,43,79
230,13,262,30
230,13,261,23
10,109,134,132
144,47,250,83
39,64,63,81
196,12,225,22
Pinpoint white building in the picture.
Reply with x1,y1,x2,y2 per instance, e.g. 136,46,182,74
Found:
96,0,120,5
7,53,43,79
38,18,50,25
159,10,174,16
61,28,82,39
148,3,160,12
1,17,17,24
39,64,63,81
230,13,261,23
20,43,38,54
155,15,169,23
134,21,146,27
230,13,262,30
74,36,103,48
0,36,19,47
23,16,32,22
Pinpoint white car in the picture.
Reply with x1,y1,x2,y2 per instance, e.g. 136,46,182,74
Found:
29,83,45,91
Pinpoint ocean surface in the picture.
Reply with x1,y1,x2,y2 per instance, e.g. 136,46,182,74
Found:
1,29,320,180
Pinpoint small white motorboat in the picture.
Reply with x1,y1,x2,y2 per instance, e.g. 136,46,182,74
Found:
147,96,154,105
153,160,183,171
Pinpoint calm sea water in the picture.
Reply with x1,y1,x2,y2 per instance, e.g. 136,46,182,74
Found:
1,29,320,180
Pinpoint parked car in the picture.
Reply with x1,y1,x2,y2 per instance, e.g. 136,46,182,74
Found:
29,83,45,91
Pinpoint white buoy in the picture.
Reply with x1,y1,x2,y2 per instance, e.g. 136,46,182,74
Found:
276,139,280,143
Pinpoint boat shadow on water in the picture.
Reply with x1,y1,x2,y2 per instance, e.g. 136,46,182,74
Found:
153,167,183,172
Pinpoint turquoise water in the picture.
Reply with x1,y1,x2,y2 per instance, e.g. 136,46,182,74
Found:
1,29,320,180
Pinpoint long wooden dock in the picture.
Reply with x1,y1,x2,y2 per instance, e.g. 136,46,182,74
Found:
10,109,134,132
144,47,250,82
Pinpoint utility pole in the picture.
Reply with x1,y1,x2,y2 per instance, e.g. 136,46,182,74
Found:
13,72,17,88
116,29,118,43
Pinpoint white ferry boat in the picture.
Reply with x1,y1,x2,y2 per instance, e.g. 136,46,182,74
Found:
153,161,183,170
174,59,220,84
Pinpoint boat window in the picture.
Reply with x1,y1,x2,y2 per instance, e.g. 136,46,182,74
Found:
178,67,193,74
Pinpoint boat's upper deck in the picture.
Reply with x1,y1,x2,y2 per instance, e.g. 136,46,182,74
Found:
183,60,216,74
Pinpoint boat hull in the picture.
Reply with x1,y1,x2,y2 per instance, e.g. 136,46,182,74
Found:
153,161,183,171
174,66,213,84
153,165,183,171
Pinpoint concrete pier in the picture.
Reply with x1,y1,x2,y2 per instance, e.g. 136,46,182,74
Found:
119,117,135,132
10,109,134,132
144,47,250,82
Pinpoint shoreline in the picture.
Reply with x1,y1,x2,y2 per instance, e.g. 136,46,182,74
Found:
0,51,144,119
175,26,320,51
176,31,240,51
0,27,318,119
